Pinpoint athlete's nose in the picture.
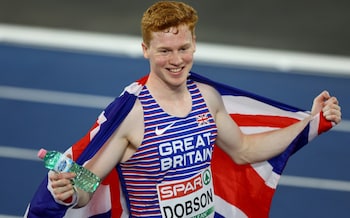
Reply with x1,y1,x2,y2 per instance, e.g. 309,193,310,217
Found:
169,51,182,65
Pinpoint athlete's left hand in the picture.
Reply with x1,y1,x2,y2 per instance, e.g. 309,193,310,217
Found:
311,90,341,124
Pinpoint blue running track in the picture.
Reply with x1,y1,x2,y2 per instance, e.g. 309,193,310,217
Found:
0,28,349,217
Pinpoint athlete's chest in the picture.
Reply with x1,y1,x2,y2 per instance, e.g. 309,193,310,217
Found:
133,81,217,165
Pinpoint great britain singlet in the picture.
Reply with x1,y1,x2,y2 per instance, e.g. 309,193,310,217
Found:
117,79,218,218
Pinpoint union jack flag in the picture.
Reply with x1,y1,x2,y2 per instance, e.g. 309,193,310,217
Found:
196,113,210,126
25,72,333,218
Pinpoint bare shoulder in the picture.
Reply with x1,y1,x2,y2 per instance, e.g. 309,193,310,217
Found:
120,99,144,135
119,99,144,147
195,82,225,114
196,82,220,98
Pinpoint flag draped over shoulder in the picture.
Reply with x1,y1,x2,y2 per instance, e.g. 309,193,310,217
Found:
25,72,333,218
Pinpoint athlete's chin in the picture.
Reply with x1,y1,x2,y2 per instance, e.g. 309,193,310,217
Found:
167,74,188,87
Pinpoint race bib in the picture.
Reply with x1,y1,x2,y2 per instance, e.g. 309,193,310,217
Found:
157,168,215,218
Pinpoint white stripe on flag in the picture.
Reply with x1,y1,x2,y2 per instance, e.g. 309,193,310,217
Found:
214,195,248,218
252,161,281,189
222,95,308,119
308,113,321,141
64,184,112,217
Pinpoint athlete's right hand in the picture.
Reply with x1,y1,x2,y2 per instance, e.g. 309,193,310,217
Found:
49,171,76,203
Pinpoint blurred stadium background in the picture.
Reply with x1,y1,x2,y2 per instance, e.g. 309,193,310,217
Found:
1,1,349,217
1,0,350,55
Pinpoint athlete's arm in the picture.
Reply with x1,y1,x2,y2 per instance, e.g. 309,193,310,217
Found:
76,100,144,207
198,83,341,165
50,101,144,208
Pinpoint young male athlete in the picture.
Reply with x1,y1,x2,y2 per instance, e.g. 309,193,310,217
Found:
49,1,342,217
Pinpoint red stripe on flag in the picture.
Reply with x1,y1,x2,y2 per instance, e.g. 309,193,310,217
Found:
137,75,149,85
103,170,123,217
231,114,299,128
212,146,275,218
318,111,333,134
71,122,99,160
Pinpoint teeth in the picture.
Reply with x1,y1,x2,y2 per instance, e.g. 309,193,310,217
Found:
169,68,182,72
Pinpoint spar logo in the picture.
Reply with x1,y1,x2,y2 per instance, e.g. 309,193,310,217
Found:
159,173,203,200
157,169,214,218
202,169,211,186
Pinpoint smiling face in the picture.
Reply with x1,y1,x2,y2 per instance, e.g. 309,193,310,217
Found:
142,24,196,88
140,1,198,90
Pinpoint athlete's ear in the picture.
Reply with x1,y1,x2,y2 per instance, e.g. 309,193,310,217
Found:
192,34,196,53
142,42,149,59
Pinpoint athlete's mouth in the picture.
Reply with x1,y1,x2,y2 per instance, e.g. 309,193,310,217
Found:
167,67,184,73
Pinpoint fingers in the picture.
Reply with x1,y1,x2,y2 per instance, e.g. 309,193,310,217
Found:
322,96,342,124
325,95,339,105
53,183,75,201
312,91,341,125
314,90,330,104
49,172,76,201
49,171,75,182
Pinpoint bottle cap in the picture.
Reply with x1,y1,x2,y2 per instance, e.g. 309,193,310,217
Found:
37,148,48,159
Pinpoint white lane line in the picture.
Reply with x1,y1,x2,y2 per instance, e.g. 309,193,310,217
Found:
0,146,39,161
1,85,349,133
2,145,350,192
1,23,350,77
280,175,350,192
0,85,113,109
332,120,350,133
0,215,22,218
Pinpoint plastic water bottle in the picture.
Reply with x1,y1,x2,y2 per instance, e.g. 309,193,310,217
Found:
37,148,101,193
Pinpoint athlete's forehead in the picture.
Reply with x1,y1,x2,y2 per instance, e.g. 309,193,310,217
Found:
148,25,194,49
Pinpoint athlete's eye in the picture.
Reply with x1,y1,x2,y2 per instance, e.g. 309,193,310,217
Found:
159,49,170,54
